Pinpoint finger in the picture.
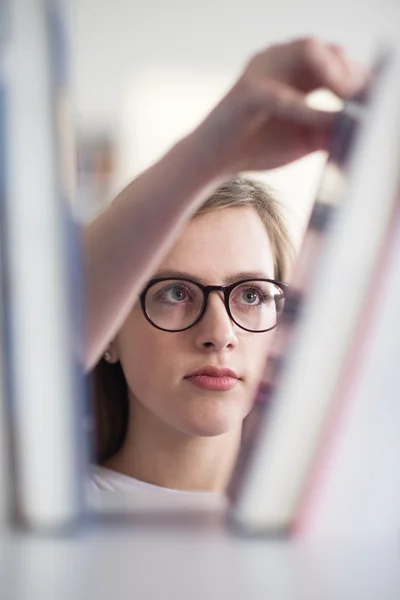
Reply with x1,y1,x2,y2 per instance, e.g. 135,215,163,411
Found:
249,38,368,99
254,78,337,127
285,39,368,96
306,125,333,153
327,43,370,93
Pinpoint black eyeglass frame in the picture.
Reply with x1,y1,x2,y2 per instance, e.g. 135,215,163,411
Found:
139,277,288,333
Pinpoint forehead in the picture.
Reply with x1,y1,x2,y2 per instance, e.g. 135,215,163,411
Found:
156,206,275,282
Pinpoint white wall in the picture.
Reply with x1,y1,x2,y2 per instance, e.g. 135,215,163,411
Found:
63,0,400,239
65,0,400,124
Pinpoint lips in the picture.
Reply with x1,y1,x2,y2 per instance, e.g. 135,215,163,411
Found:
184,366,239,391
186,366,239,379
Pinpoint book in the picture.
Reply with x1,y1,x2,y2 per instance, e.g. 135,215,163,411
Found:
0,36,11,529
227,49,400,535
3,0,87,531
228,89,360,506
299,202,400,540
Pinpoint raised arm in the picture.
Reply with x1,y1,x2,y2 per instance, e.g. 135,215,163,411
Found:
83,135,223,370
83,38,367,370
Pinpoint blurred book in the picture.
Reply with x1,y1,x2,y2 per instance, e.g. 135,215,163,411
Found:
0,41,11,528
3,0,87,531
298,202,400,540
228,50,400,535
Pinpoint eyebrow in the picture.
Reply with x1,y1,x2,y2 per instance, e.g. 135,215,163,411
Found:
153,269,275,285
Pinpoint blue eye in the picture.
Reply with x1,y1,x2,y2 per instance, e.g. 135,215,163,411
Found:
168,285,188,302
230,282,278,313
235,286,266,307
155,283,193,305
241,288,262,305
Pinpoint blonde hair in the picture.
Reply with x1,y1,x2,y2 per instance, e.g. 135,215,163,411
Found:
93,176,294,462
196,176,294,281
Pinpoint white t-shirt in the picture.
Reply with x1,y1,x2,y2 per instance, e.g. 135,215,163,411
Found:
90,465,227,511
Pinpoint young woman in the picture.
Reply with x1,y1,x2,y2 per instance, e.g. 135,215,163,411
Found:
91,177,293,495
85,39,367,496
84,38,367,371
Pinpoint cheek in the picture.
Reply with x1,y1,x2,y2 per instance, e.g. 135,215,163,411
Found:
116,312,180,398
243,330,276,383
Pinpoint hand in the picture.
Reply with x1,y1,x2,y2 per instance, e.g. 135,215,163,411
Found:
192,38,368,175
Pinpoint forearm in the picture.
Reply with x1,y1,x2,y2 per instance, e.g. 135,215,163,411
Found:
83,133,223,370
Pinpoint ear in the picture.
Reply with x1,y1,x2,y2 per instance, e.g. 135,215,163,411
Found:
102,340,119,364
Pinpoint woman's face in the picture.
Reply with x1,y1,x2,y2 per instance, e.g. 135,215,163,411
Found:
115,206,277,437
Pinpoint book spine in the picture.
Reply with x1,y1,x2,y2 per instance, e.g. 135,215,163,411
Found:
4,0,87,532
0,15,11,528
295,199,400,540
229,52,400,534
228,106,358,510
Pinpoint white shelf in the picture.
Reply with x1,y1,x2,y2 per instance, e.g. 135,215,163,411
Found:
1,514,399,600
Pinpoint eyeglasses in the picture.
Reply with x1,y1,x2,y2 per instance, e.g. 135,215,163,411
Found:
139,277,288,333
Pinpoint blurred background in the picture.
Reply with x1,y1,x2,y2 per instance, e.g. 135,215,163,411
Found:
63,0,400,244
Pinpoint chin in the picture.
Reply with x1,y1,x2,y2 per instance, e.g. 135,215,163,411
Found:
164,385,253,437
177,404,246,437
182,423,235,437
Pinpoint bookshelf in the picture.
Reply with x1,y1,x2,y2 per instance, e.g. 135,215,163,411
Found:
1,3,399,597
1,517,399,599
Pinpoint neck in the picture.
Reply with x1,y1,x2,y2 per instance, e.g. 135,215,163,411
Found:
104,396,242,493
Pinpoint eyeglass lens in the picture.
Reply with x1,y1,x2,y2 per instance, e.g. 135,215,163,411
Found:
144,279,285,332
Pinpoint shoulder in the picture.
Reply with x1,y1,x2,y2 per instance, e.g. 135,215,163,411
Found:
90,465,148,491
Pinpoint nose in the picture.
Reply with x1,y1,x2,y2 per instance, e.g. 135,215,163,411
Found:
193,292,238,352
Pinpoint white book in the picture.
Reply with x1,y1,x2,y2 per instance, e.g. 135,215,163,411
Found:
3,0,87,531
228,50,400,534
301,207,400,542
